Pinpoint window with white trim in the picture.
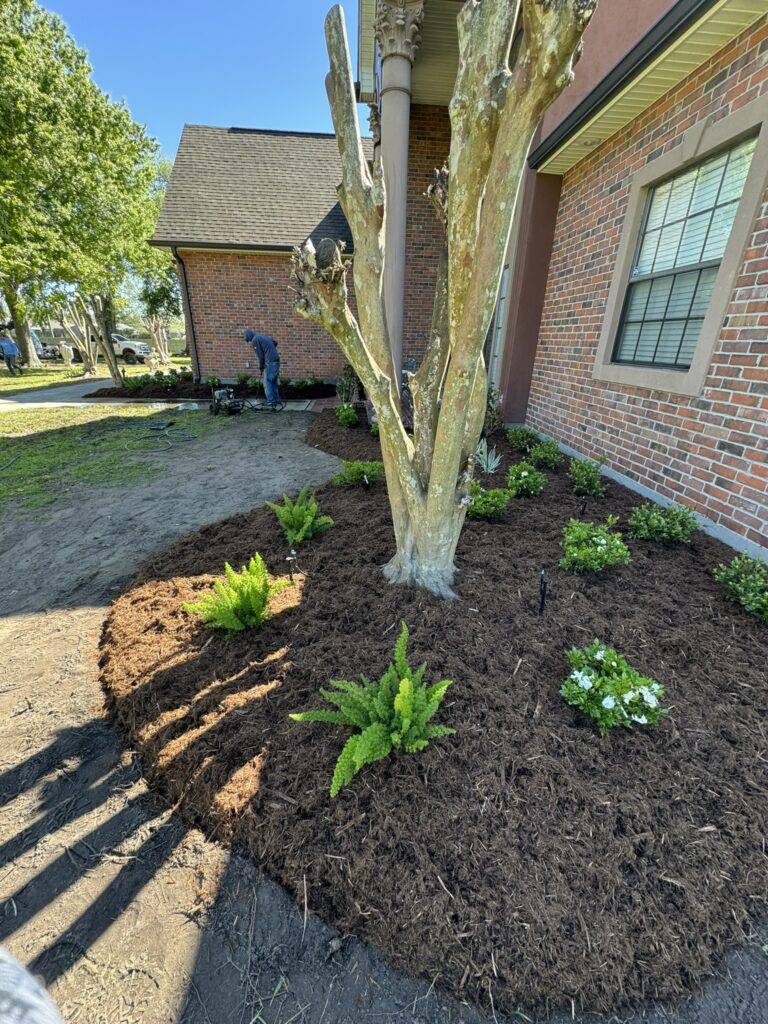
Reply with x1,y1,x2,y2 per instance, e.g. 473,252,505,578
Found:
612,135,757,370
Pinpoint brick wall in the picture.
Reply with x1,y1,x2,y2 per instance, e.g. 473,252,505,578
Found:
182,250,347,381
180,106,450,382
527,18,768,551
403,104,451,363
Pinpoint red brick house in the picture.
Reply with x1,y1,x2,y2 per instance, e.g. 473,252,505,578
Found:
155,0,766,557
151,127,374,381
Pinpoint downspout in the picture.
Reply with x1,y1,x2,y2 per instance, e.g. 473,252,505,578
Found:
172,247,201,382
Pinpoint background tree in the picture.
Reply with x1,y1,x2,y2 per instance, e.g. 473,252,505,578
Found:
135,158,181,364
0,0,156,379
0,0,93,366
293,0,597,597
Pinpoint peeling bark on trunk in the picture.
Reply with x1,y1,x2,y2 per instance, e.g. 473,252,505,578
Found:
60,302,99,376
87,294,125,388
143,316,172,363
292,1,597,597
2,282,42,368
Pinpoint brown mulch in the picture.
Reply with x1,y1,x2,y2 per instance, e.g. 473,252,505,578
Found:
87,380,336,401
305,406,382,460
100,415,768,1018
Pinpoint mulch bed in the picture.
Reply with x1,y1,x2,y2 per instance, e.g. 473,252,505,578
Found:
87,380,336,401
305,406,381,461
100,411,768,1018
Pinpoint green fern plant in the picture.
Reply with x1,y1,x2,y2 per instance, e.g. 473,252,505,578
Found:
183,553,288,632
290,622,455,796
267,486,333,546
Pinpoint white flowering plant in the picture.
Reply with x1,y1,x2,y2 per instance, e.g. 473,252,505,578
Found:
506,460,547,497
560,515,630,573
561,640,666,735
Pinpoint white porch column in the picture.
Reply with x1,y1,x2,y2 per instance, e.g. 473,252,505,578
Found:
374,0,424,389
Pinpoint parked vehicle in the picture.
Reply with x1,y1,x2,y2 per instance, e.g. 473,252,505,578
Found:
111,333,151,364
69,332,152,364
30,330,61,360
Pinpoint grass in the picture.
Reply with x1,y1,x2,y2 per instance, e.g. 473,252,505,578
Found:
0,403,220,509
0,356,191,395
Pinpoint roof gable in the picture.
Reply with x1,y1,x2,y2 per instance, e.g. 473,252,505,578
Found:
152,125,372,251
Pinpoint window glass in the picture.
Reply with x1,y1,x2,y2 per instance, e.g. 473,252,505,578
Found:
613,135,757,369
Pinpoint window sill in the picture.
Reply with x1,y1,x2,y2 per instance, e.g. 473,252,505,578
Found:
592,359,705,397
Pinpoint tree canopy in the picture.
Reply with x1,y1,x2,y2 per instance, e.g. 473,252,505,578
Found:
0,0,158,367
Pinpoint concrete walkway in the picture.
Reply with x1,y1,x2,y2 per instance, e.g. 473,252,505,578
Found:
0,378,312,412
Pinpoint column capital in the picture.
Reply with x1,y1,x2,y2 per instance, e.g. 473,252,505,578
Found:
374,1,425,64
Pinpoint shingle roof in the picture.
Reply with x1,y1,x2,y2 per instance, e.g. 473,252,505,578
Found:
152,125,372,251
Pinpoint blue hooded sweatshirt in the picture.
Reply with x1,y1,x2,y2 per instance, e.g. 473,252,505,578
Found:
243,329,279,371
0,337,20,357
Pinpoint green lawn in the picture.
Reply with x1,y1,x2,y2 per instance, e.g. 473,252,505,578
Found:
0,403,219,509
0,356,192,395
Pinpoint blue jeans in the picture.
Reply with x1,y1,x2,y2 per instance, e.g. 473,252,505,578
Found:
264,361,281,405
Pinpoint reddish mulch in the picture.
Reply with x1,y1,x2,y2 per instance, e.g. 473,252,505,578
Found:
305,407,381,460
100,416,768,1018
87,380,336,401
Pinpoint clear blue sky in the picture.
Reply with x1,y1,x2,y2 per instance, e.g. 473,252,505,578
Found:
45,0,363,158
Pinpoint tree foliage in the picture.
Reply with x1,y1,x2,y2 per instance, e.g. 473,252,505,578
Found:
0,0,157,376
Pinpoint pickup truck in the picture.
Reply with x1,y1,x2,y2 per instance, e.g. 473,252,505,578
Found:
69,332,152,364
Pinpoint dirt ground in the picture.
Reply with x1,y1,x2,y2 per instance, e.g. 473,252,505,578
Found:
1,408,767,1024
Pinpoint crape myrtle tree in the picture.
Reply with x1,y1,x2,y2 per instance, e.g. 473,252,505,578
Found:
136,159,180,365
293,0,597,597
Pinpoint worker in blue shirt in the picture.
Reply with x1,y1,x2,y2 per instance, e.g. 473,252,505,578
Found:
0,333,22,375
243,329,282,409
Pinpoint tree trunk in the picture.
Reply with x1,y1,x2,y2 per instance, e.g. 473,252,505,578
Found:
2,282,42,368
144,316,172,363
293,2,596,598
84,294,125,388
60,304,99,375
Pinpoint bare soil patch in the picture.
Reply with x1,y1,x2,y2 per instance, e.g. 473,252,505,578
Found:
100,415,768,1018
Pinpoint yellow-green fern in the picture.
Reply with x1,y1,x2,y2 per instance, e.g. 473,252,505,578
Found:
290,622,455,796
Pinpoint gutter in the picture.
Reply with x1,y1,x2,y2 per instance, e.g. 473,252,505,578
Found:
172,247,201,383
528,0,720,171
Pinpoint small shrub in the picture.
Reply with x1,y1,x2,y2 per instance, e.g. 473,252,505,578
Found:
124,374,150,393
530,439,564,470
713,554,768,622
370,421,380,438
475,437,502,475
467,481,511,520
628,503,698,544
560,515,630,574
484,384,503,437
332,460,385,487
335,403,358,428
153,370,167,383
561,640,666,735
506,426,539,452
267,486,333,547
568,457,606,497
178,368,194,382
290,622,455,796
206,375,221,389
236,372,251,387
247,376,263,393
183,553,288,632
336,363,359,405
506,461,546,498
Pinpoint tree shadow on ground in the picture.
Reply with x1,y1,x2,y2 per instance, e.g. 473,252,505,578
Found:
0,716,184,987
